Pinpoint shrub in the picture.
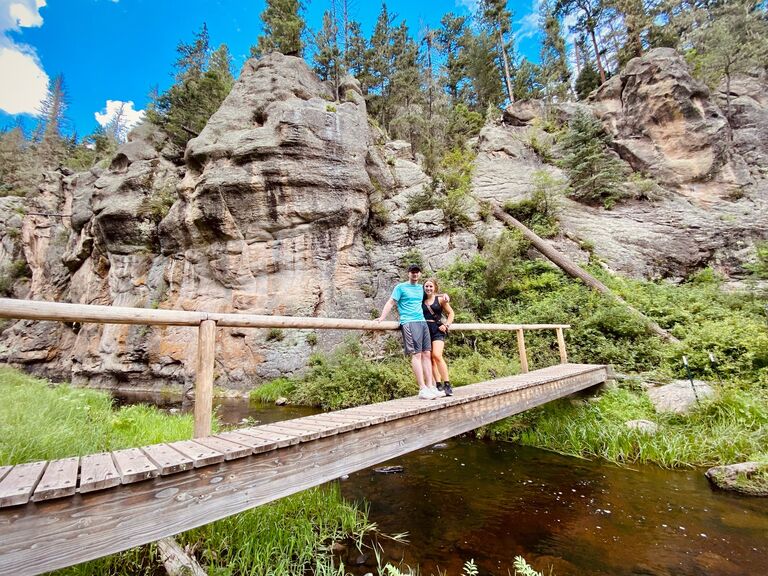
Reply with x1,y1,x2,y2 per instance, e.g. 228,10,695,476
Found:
266,328,285,342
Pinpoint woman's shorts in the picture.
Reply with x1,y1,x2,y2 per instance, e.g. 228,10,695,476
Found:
428,321,446,342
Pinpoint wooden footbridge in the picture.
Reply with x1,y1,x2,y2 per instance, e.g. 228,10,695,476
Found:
0,298,609,575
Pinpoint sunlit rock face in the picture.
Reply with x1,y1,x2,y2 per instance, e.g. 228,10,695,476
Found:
590,48,752,201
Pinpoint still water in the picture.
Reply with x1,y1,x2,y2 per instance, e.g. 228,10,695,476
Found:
114,393,768,576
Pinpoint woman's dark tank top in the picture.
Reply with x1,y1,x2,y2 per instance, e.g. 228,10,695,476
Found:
422,297,443,322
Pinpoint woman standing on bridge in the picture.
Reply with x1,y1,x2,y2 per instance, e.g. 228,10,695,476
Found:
423,278,455,396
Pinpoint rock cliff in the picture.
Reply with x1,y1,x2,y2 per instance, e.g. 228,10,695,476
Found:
0,48,766,390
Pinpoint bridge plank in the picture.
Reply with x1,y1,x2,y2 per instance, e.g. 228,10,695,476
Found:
112,449,159,484
301,415,358,433
258,422,324,441
168,441,225,467
194,436,252,461
33,457,79,502
236,428,298,447
79,453,120,493
0,364,608,574
0,466,11,483
278,418,350,437
0,461,46,506
215,431,277,454
141,444,194,475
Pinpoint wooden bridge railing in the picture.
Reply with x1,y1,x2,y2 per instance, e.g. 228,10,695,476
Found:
0,298,570,437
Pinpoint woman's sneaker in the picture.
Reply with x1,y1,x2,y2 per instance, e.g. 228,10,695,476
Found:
443,383,453,396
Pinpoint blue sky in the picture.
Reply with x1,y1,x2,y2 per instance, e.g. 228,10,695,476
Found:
0,0,546,139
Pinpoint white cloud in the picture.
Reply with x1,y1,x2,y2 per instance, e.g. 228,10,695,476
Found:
455,0,478,14
0,0,49,116
0,46,47,113
8,0,45,27
95,100,145,141
516,0,546,42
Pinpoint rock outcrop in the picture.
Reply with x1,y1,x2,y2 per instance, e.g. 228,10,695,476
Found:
1,48,767,391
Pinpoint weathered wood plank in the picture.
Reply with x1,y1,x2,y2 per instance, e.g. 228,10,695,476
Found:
33,457,79,502
0,467,12,483
112,449,159,484
215,431,277,454
236,428,299,447
0,461,46,506
167,441,225,467
140,444,195,475
193,319,217,438
193,436,252,461
0,364,607,575
79,453,120,494
269,419,344,438
256,423,321,442
300,416,357,434
157,537,206,576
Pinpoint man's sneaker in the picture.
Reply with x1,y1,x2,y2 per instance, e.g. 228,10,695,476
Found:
443,383,453,396
419,387,437,400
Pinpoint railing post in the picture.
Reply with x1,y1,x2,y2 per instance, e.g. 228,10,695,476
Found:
556,327,568,364
516,328,529,373
193,319,217,438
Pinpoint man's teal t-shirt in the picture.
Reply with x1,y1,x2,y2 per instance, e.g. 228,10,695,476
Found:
391,282,426,325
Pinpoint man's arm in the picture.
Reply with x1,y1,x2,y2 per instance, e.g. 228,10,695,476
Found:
376,298,397,322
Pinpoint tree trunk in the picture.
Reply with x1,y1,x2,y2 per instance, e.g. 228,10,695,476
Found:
497,25,515,103
492,205,679,343
589,27,607,83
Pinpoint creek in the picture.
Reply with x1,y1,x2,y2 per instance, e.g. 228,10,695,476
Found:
113,392,768,576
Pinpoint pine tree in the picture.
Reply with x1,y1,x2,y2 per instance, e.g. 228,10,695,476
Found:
437,13,469,104
346,21,372,93
0,126,36,196
463,31,505,113
540,4,571,101
252,0,306,58
575,61,600,99
480,0,516,103
555,0,608,83
148,26,235,149
685,0,768,119
559,111,626,208
35,74,68,167
512,58,542,101
313,9,343,98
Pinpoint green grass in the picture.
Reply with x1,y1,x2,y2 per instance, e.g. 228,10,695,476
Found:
0,366,195,465
0,366,373,576
481,386,768,469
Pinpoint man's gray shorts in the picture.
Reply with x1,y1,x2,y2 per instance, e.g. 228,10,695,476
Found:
401,321,431,355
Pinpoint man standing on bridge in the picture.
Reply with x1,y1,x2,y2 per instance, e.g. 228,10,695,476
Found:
376,264,444,400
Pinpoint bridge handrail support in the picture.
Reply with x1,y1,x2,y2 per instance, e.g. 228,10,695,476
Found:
0,298,570,435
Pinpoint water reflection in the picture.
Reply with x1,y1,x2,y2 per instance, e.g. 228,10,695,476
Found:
112,393,768,576
340,440,768,576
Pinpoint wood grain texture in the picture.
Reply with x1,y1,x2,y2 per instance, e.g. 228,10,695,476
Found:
0,461,46,506
112,449,159,484
193,320,216,438
0,365,607,576
140,444,194,475
33,458,79,501
78,453,120,493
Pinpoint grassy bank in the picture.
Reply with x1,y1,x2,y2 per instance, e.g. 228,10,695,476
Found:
0,367,374,575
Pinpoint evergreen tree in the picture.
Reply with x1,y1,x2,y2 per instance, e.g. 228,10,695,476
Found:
555,0,608,83
463,31,505,112
0,126,36,196
540,4,571,101
685,0,768,119
346,21,372,93
437,13,469,104
512,58,542,101
559,111,626,208
480,0,517,103
252,0,306,58
575,61,600,99
314,10,343,98
35,74,68,167
148,26,235,149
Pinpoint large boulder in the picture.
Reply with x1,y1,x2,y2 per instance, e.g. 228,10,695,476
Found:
646,380,715,414
590,48,752,199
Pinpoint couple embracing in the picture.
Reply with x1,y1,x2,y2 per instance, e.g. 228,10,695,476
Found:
376,263,455,400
